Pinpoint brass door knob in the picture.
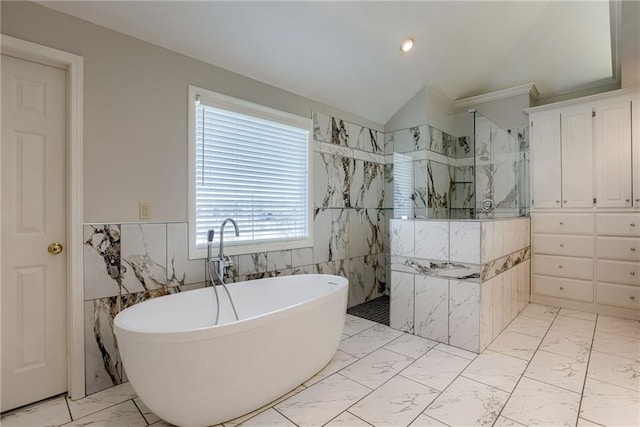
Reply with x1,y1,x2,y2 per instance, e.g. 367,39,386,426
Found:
48,242,63,255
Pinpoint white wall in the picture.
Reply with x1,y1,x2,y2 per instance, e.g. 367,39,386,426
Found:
1,1,383,224
384,85,455,133
456,92,532,130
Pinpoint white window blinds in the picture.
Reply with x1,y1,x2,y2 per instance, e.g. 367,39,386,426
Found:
194,98,310,251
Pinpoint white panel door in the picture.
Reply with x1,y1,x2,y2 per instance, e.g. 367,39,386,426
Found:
633,99,640,207
1,55,68,411
530,111,562,209
594,99,632,208
561,105,593,208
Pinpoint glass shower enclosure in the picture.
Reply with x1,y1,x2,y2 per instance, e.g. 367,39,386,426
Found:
392,110,529,219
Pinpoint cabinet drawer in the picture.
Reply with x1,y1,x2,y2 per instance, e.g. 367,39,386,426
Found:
533,234,593,257
533,275,593,302
597,259,640,286
597,213,640,236
533,254,593,280
596,237,640,261
597,282,640,309
532,213,593,235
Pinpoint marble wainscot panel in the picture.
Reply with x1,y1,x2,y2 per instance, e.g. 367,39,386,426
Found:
84,283,205,394
450,221,481,264
84,225,121,300
415,276,448,342
84,297,123,395
389,217,531,353
390,271,414,333
120,223,167,294
449,280,480,352
167,223,205,286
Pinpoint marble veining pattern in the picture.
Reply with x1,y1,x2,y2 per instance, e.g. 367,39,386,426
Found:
120,223,167,294
449,221,480,264
83,224,122,300
448,280,480,352
7,307,640,427
79,109,391,402
414,221,449,261
391,256,481,281
481,246,531,282
414,276,449,342
390,271,415,333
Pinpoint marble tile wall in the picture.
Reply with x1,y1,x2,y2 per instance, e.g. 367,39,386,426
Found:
83,111,390,396
389,121,529,220
389,217,530,353
312,111,389,308
83,222,209,395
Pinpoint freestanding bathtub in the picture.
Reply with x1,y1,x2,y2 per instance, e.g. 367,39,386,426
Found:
114,274,348,427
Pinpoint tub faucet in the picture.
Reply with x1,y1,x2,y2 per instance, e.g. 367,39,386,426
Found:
211,218,240,283
219,218,240,260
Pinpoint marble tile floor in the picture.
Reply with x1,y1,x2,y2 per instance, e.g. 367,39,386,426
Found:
2,303,639,427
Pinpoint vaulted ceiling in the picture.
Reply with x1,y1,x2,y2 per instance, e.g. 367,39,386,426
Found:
37,1,616,125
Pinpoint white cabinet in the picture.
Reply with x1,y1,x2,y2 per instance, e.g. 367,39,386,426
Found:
561,105,594,208
529,92,638,210
528,89,640,318
594,99,632,207
596,213,640,310
530,106,594,209
531,212,594,303
530,111,561,208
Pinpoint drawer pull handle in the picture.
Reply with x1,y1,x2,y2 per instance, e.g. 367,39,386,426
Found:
556,200,560,204
559,222,564,225
636,199,640,202
560,243,565,247
631,272,636,276
632,223,636,227
631,248,637,252
564,200,567,203
559,286,564,290
626,199,631,203
631,296,636,301
559,265,563,269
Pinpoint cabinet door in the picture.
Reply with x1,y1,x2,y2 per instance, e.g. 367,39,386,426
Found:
561,105,594,208
633,99,640,206
530,111,562,209
594,99,632,207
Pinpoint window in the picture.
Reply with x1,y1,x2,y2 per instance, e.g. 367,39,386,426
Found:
188,86,312,258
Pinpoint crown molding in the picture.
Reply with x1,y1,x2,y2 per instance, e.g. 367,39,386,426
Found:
453,83,539,109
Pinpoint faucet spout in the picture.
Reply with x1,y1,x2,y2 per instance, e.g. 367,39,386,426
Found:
219,218,240,259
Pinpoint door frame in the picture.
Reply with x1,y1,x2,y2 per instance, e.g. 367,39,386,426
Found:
1,35,85,400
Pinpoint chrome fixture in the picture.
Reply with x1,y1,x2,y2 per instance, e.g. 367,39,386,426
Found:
480,198,494,212
218,218,240,270
207,218,240,325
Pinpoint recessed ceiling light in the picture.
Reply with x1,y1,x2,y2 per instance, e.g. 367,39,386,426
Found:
400,37,414,53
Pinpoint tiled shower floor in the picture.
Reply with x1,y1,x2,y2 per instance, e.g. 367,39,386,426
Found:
2,303,639,426
346,295,390,326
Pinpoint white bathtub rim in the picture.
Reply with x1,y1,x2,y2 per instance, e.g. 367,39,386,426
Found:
114,274,348,345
